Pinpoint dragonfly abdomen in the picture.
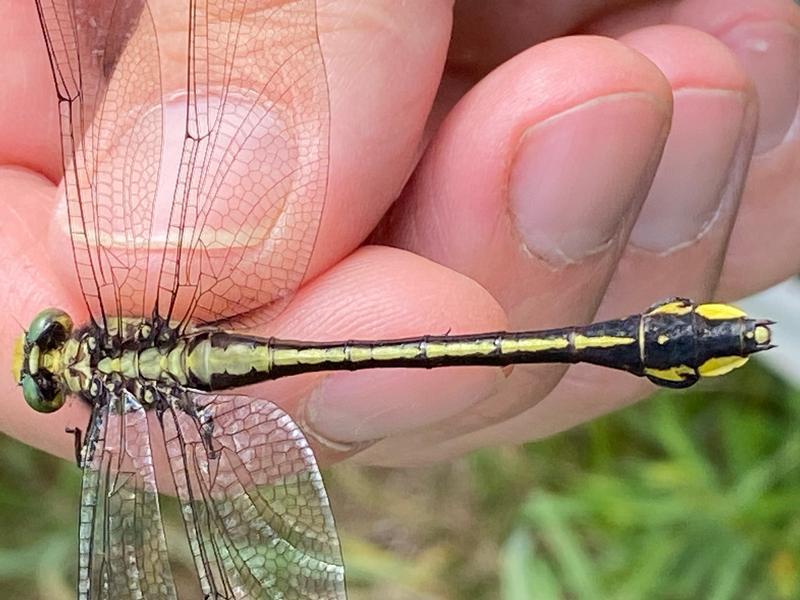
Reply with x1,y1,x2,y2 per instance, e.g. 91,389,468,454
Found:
183,299,772,392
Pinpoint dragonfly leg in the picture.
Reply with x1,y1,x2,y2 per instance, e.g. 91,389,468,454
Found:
65,426,83,466
198,407,219,460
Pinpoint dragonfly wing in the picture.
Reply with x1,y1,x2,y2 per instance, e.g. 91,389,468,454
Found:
156,0,330,328
36,0,329,330
161,393,345,599
35,0,163,326
78,391,177,600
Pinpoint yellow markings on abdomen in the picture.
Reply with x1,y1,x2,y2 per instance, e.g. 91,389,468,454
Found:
272,346,349,366
573,335,636,350
425,340,497,359
364,344,421,361
695,303,746,320
274,340,499,366
187,340,270,385
273,342,430,366
285,334,636,365
645,365,696,383
499,337,569,354
648,300,694,316
212,344,269,374
271,343,422,366
698,355,749,378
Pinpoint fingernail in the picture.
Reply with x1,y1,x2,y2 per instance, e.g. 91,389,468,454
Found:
509,96,668,266
721,21,800,154
630,89,749,253
303,369,496,443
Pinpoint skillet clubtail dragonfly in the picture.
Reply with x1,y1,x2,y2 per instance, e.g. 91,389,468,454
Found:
13,1,774,598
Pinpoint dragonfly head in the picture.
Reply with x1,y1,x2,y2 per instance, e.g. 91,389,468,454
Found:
13,308,74,413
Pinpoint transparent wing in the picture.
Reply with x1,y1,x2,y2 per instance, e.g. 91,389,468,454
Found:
35,0,163,328
160,392,345,599
156,0,329,328
78,391,176,600
36,0,330,330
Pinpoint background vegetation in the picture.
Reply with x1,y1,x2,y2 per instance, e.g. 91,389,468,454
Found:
1,364,798,599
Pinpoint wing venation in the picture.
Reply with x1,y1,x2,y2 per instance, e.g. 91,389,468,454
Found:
78,391,177,599
162,393,345,599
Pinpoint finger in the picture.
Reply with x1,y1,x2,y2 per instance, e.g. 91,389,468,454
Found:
703,0,800,296
597,25,757,314
591,0,800,297
433,0,663,133
0,168,86,461
431,25,760,459
373,36,672,432
8,1,453,308
445,0,800,298
312,0,453,276
0,3,61,179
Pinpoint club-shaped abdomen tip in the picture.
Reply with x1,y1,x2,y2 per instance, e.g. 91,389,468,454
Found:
641,301,776,388
695,316,775,382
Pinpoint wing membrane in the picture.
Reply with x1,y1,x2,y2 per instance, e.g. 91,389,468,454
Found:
37,0,329,330
78,392,176,600
161,393,345,599
36,0,163,328
157,0,330,328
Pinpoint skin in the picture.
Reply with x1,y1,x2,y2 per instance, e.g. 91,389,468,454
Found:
0,0,798,470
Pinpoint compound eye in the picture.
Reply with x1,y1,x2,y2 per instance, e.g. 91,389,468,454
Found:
26,308,73,350
21,372,66,413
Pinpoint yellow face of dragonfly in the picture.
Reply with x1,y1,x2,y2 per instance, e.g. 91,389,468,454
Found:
13,308,74,413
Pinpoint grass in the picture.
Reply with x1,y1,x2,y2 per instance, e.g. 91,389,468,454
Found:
1,364,798,599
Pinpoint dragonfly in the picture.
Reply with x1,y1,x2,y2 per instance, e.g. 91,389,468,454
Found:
13,1,775,598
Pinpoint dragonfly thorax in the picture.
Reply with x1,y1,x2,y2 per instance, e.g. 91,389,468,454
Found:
13,309,192,413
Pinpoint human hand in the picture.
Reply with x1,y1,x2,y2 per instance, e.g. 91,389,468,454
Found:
312,0,800,466
0,0,797,468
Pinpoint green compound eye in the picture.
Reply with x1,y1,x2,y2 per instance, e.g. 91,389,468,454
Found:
26,308,73,350
21,372,65,413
